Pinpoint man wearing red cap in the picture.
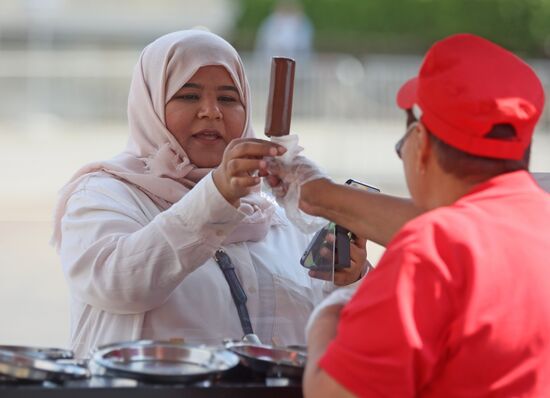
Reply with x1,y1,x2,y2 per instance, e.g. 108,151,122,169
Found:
270,33,550,397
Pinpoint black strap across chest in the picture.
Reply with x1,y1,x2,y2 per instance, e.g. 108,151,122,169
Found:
213,249,254,336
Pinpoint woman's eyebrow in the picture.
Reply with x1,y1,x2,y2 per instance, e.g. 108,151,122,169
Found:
180,83,238,93
217,85,239,93
182,83,202,89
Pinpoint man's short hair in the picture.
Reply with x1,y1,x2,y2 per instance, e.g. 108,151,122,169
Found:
407,110,530,179
429,125,531,180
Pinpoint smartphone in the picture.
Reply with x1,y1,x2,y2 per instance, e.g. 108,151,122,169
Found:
334,179,380,268
299,179,380,271
299,222,336,271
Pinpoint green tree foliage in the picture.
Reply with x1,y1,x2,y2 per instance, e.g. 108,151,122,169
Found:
234,0,550,56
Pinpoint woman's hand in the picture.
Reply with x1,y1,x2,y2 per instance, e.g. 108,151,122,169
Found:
213,138,285,206
309,235,368,286
338,235,368,285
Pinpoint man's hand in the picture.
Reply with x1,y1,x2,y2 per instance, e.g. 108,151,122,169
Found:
264,155,329,204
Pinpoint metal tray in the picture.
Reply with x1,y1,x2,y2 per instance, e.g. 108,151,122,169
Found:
90,340,240,383
227,343,307,379
0,345,73,361
0,348,89,382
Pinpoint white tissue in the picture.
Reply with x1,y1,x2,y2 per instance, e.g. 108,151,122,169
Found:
268,134,329,234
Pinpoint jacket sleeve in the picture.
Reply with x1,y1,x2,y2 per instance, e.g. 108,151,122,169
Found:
60,173,245,314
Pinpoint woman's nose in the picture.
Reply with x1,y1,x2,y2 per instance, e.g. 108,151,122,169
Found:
197,97,222,120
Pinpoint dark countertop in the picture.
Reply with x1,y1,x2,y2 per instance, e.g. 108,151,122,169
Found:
0,366,303,398
0,384,302,398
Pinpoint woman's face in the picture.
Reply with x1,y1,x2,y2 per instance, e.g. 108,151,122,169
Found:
165,65,246,168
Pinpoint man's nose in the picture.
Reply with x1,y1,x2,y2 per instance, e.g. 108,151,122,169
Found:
197,97,222,119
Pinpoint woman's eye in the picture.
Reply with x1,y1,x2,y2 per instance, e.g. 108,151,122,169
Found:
177,93,199,101
219,96,238,103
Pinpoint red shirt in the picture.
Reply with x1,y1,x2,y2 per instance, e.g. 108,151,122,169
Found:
320,171,550,397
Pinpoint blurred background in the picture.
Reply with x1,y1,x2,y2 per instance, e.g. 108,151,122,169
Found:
1,0,550,348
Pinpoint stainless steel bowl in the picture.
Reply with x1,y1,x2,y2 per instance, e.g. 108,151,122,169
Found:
91,340,239,383
227,343,307,379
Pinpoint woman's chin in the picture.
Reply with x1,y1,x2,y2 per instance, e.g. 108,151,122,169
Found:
191,156,222,169
186,144,225,169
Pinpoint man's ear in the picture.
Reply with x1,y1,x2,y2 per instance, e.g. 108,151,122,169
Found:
414,123,431,175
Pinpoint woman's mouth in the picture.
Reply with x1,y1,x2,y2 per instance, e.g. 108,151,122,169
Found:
192,130,222,141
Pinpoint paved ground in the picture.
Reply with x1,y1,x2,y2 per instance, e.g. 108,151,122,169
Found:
1,118,549,348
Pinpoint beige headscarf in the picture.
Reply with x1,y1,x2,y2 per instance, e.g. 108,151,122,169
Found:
52,30,277,250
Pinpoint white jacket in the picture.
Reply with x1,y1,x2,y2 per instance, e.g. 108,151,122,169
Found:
60,172,332,358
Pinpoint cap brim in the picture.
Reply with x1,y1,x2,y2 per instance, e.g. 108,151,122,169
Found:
396,77,418,109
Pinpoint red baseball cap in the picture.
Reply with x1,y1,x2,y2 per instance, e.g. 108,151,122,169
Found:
397,33,545,160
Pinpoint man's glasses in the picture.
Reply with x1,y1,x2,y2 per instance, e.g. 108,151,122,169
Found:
395,121,418,159
395,108,421,159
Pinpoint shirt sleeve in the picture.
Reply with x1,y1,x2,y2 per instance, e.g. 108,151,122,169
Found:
60,172,245,314
318,227,455,397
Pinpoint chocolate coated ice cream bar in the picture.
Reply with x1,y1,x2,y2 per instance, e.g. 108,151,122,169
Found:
265,57,296,137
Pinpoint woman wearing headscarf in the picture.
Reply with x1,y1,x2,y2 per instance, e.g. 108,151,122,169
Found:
52,30,366,358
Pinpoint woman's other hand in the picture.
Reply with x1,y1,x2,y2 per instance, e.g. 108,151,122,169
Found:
213,138,285,206
309,235,368,286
